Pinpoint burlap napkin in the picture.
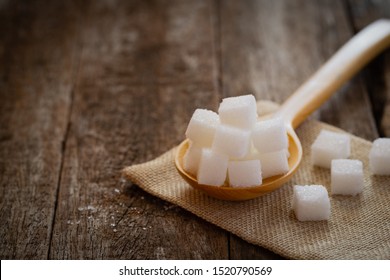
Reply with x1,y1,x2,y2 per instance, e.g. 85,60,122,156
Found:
123,101,390,260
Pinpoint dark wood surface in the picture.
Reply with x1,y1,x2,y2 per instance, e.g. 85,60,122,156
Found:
0,0,389,259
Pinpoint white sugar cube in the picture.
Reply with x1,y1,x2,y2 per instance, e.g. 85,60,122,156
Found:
218,94,258,129
369,138,390,175
212,124,251,158
245,146,289,160
228,160,262,187
183,141,202,176
252,118,288,154
331,159,364,196
197,149,228,186
238,143,259,160
311,129,350,168
285,148,290,158
185,109,219,147
258,150,289,179
292,185,331,221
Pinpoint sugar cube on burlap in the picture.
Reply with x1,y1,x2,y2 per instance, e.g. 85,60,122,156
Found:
369,138,390,175
311,129,350,168
292,185,331,221
331,159,364,195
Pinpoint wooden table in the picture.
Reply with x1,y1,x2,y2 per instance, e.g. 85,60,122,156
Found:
1,0,389,259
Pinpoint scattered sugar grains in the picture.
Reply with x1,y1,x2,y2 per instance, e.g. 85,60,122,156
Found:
183,94,290,187
292,185,331,221
331,159,363,196
369,138,390,175
311,129,350,168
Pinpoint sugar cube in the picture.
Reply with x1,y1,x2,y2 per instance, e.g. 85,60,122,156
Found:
311,129,350,168
331,159,364,196
228,160,262,187
212,124,251,158
258,150,289,179
183,141,202,176
237,143,259,161
218,94,258,129
252,118,288,154
197,149,228,186
185,109,219,147
285,148,290,158
292,185,331,221
369,138,390,175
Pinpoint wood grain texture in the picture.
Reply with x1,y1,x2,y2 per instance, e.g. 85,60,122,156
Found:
1,0,389,260
381,55,390,136
49,0,228,259
219,0,383,258
346,0,390,137
0,0,81,259
219,0,378,141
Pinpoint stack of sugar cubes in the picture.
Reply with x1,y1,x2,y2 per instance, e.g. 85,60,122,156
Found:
183,94,289,188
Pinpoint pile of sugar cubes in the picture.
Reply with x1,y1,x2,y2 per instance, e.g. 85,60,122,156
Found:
183,94,390,222
184,94,289,188
293,129,390,222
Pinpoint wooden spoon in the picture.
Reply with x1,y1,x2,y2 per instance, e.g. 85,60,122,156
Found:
175,19,390,201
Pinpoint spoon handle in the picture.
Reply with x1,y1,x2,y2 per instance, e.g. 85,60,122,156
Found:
276,19,390,129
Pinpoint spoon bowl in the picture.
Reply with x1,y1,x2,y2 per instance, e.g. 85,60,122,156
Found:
175,19,390,200
175,125,302,200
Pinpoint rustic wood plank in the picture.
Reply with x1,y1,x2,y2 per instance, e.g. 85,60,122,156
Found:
0,0,82,258
220,0,378,140
229,236,284,260
346,0,390,137
346,0,390,31
219,0,380,259
49,0,228,259
381,55,390,136
2,0,387,260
